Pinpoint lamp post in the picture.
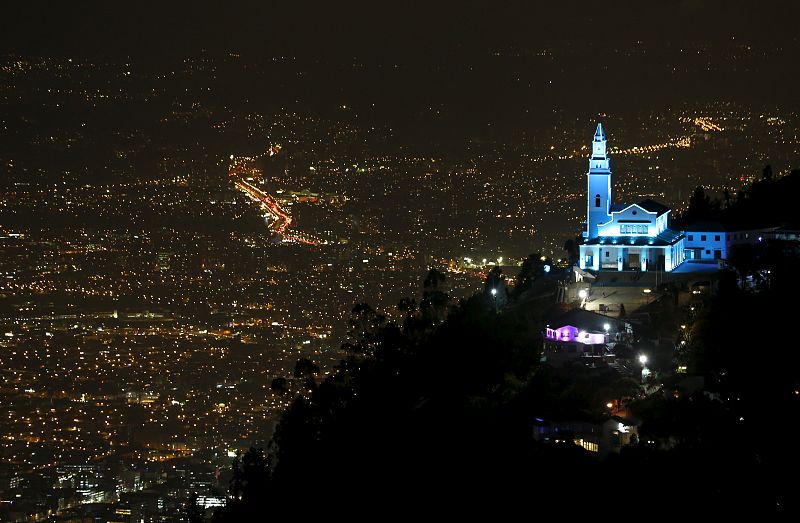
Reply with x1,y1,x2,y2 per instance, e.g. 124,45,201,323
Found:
639,354,650,385
491,287,497,314
578,288,587,308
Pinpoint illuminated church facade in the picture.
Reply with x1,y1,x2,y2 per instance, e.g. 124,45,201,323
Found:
578,124,686,272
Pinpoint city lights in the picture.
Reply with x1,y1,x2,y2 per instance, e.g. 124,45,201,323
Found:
1,5,795,517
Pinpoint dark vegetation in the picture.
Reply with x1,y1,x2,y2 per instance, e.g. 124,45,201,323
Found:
209,170,800,517
677,166,800,229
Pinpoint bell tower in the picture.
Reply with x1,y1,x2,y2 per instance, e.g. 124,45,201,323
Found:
586,123,612,239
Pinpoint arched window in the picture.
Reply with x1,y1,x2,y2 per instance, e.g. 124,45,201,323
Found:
595,194,601,208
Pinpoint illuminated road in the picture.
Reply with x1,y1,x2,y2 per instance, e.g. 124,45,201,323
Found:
229,156,320,246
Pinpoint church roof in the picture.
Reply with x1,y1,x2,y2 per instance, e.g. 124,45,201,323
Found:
583,228,685,247
638,199,671,216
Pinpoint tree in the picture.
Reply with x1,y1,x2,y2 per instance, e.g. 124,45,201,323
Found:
423,267,446,290
420,268,450,324
613,343,634,359
186,492,204,523
563,236,581,266
270,377,288,394
294,358,320,389
343,302,385,354
229,448,270,503
684,185,715,225
727,243,761,287
611,376,642,406
294,358,320,379
397,296,417,318
213,448,271,521
513,253,551,299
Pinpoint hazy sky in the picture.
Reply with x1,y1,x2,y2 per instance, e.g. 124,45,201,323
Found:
3,1,798,140
3,1,799,59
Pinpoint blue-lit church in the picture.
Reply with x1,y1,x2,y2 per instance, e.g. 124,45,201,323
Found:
578,124,686,272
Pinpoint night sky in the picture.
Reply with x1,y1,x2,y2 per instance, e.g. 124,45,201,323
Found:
4,2,799,122
5,2,799,57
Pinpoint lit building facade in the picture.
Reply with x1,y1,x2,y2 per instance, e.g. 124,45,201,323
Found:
684,222,727,261
545,326,606,345
579,124,686,272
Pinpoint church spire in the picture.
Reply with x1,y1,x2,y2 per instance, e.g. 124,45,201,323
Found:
590,122,608,163
594,122,605,142
586,123,612,239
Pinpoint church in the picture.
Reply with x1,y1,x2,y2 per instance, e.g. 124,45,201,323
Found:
578,124,686,272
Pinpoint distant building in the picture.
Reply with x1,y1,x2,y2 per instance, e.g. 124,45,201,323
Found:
767,226,800,242
545,325,606,345
533,416,639,458
684,222,727,261
542,309,630,367
684,223,782,263
579,124,686,272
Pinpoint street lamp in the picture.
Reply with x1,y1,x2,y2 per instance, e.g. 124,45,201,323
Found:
642,288,653,305
639,354,650,385
578,288,588,309
491,287,498,314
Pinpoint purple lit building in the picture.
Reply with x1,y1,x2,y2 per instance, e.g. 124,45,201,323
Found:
545,325,606,345
542,309,630,367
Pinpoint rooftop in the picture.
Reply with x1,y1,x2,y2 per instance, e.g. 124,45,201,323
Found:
584,228,684,247
638,199,671,216
547,308,625,333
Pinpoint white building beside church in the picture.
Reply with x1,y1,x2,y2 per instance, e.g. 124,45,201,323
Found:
579,124,686,272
